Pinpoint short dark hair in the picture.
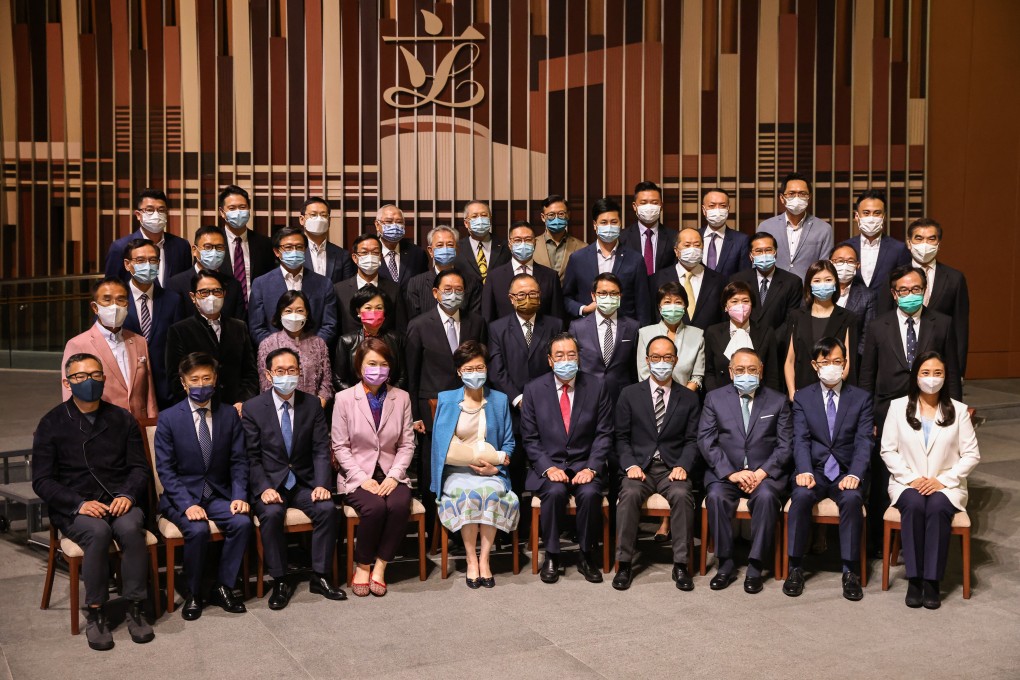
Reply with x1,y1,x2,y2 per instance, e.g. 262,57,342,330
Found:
656,280,689,307
272,290,311,330
122,237,157,261
779,172,811,195
453,340,488,370
633,181,662,199
135,188,168,208
433,268,465,290
509,220,534,235
803,260,841,306
351,232,382,253
702,187,729,201
272,225,308,250
906,350,955,430
908,217,943,241
64,352,102,376
191,268,225,293
829,242,857,260
349,283,393,331
302,196,330,213
178,351,219,377
265,347,300,370
889,265,927,291
93,276,129,297
591,197,622,223
353,336,396,380
591,272,621,294
854,189,886,211
811,336,847,361
542,194,568,210
546,331,579,357
194,225,226,244
645,334,677,356
749,231,779,251
509,273,538,291
721,280,755,309
218,184,250,208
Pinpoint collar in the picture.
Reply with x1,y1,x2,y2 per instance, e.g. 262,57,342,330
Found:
357,272,378,286
897,307,922,323
597,311,619,325
861,234,882,248
437,306,461,324
516,313,536,327
596,243,618,257
281,265,304,279
820,381,843,397
756,268,773,283
189,399,212,413
139,229,165,248
785,214,806,230
555,375,575,391
227,228,248,243
272,389,295,412
129,279,152,300
729,321,750,335
95,321,123,342
650,379,672,397
308,239,326,254
680,262,704,277
641,223,659,234
469,236,490,250
513,259,533,271
704,225,726,238
382,241,400,256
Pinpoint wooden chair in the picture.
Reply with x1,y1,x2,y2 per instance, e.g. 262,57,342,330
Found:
431,516,520,578
611,493,695,572
529,496,612,574
780,498,867,585
252,507,340,597
882,506,972,599
699,497,782,580
343,497,428,586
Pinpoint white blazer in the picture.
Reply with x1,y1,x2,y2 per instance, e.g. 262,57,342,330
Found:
880,397,980,511
636,322,705,386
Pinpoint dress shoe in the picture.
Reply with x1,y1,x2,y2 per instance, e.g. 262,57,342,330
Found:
465,575,482,589
653,530,671,544
126,600,155,643
210,584,246,614
842,571,864,601
576,552,604,584
539,555,560,584
612,563,633,591
783,567,805,597
181,595,204,621
743,575,764,594
905,578,924,608
709,571,736,591
268,579,293,610
310,574,347,601
84,605,114,651
673,565,694,592
479,576,495,589
922,580,941,610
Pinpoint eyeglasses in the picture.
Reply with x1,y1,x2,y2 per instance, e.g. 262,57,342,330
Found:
543,211,568,219
195,287,225,298
648,354,677,363
67,371,105,383
594,293,621,300
783,192,810,199
129,257,160,265
355,250,381,257
199,244,226,252
304,212,330,219
830,258,858,266
184,376,215,386
751,247,777,256
894,286,925,296
551,352,579,361
509,238,536,246
438,287,465,294
279,245,306,253
731,367,761,376
460,366,486,374
814,359,845,367
138,207,168,215
509,292,540,300
269,368,300,377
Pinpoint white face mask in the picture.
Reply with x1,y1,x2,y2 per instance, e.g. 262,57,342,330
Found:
784,196,808,216
304,216,329,235
679,247,703,268
95,302,128,328
911,243,939,265
197,296,224,316
281,313,307,333
357,254,381,275
918,375,945,395
817,364,843,386
858,215,884,238
139,211,167,234
635,204,661,224
704,208,729,228
834,262,857,285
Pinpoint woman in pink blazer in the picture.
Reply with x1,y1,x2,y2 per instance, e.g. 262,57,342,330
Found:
332,336,415,597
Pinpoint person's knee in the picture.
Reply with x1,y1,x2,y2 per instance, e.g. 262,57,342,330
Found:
542,482,569,504
705,485,728,509
356,495,385,519
839,488,864,510
311,500,337,523
897,488,924,510
226,513,252,536
259,503,285,525
666,481,693,505
182,519,211,542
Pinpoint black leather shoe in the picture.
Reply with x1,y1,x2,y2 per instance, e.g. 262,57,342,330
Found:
612,563,633,591
709,570,736,591
309,574,347,601
539,555,560,584
922,580,941,610
210,584,246,614
783,567,805,597
905,578,923,608
842,571,864,601
268,579,293,610
181,595,204,621
743,575,764,594
465,575,482,589
653,530,671,544
479,576,495,589
674,565,694,591
577,552,604,584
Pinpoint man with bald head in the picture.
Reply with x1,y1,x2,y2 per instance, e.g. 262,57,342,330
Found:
300,196,356,284
650,227,726,330
454,200,510,283
375,203,429,291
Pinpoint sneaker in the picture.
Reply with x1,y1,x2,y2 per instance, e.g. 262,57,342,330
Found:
126,600,155,643
84,606,114,651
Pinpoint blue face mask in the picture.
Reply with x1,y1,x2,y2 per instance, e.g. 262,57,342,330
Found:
752,254,776,272
897,293,924,315
198,249,225,270
649,361,675,382
280,250,305,270
552,360,578,381
69,378,104,403
545,217,568,234
811,282,837,301
187,385,216,403
511,242,535,262
732,374,760,395
432,246,457,266
440,290,464,311
272,374,299,396
596,225,621,243
468,217,491,238
461,371,487,390
131,262,158,285
224,209,250,229
381,223,405,242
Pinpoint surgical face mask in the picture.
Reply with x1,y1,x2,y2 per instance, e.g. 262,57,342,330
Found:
834,262,857,285
649,361,675,382
224,209,250,229
95,302,128,329
918,376,945,395
732,374,760,395
196,295,224,316
281,313,306,333
596,225,621,243
858,215,884,238
362,365,390,387
552,360,578,381
461,371,487,390
357,253,381,275
280,250,305,270
595,295,621,316
511,242,535,262
131,262,158,285
440,290,464,312
69,377,105,403
545,216,568,234
381,223,405,242
432,246,457,266
705,208,729,228
636,204,661,224
187,385,216,403
198,248,225,270
271,374,299,396
816,364,843,386
468,216,491,238
360,310,385,328
512,295,540,317
660,303,685,325
896,293,924,315
727,303,751,325
140,211,167,233
784,196,808,216
304,216,329,235
679,247,703,268
752,253,776,272
811,282,837,301
911,243,939,265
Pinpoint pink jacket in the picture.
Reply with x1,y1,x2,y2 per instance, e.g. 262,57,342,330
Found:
61,324,158,420
331,383,414,494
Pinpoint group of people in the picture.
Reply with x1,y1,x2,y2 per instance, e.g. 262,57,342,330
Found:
32,177,979,652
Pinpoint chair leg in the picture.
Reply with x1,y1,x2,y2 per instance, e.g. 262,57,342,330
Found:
255,527,265,598
773,519,782,580
346,521,356,587
69,557,80,635
699,506,709,576
882,522,892,591
891,531,901,567
417,515,427,581
512,528,520,575
531,507,540,575
602,506,611,574
165,544,177,613
782,513,789,580
148,545,162,619
859,520,868,588
441,525,449,579
41,529,58,609
429,515,441,556
961,528,971,599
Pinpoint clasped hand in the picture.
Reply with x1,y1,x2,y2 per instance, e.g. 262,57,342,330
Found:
728,469,766,493
908,476,946,495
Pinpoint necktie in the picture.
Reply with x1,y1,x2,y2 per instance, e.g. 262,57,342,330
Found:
139,293,151,342
654,387,665,432
643,229,655,275
208,319,221,342
602,318,614,366
824,389,840,481
387,251,399,282
523,320,533,346
559,384,571,433
759,276,769,305
446,318,458,353
281,402,296,489
706,233,718,270
476,242,488,281
232,236,247,304
684,271,697,317
197,407,214,499
905,317,917,368
740,395,751,469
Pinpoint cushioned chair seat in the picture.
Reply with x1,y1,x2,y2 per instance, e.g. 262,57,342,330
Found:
59,530,158,559
157,516,222,539
781,498,869,518
700,497,751,514
883,505,970,528
253,507,312,527
643,493,670,511
530,496,609,509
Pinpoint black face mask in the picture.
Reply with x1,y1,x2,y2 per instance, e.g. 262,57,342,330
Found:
69,378,105,403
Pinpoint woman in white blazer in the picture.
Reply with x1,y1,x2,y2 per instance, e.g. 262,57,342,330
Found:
881,350,980,610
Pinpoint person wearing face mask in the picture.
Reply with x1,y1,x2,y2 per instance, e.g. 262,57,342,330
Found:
786,337,874,601
830,243,876,362
730,232,803,335
333,285,406,392
430,340,519,588
612,336,702,592
374,203,429,291
703,281,781,393
637,282,705,392
783,260,859,399
165,271,259,412
521,333,614,585
299,196,356,284
248,226,338,346
650,227,726,330
533,194,585,282
154,352,252,620
481,221,564,323
880,351,979,609
907,217,970,377
700,187,751,279
404,225,483,318
166,226,247,321
333,337,416,596
243,347,344,609
837,190,911,314
217,185,275,302
62,278,158,420
698,348,793,594
333,233,407,336
569,273,640,401
757,172,834,280
105,188,191,285
563,197,652,325
618,181,678,276
454,200,509,283
256,291,333,408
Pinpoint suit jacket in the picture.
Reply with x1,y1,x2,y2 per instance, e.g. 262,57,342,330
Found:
562,243,652,325
650,264,726,330
166,265,246,322
840,235,912,313
703,321,781,393
62,324,158,420
480,260,564,322
378,238,430,290
616,379,701,473
430,387,515,496
488,314,563,403
569,312,639,401
32,399,150,531
219,228,276,285
123,283,181,406
730,267,803,334
248,267,338,346
840,283,876,357
533,231,585,282
405,307,488,422
880,397,979,510
925,262,970,375
105,229,193,285
333,275,407,336
165,315,259,406
698,384,793,486
635,322,705,386
785,306,860,390
791,382,874,481
619,222,679,273
454,236,511,280
702,227,751,280
242,389,332,494
404,268,483,319
330,384,415,494
521,372,614,489
758,213,835,280
319,241,358,284
155,399,248,512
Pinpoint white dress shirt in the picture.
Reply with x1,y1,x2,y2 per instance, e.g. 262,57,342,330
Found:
596,244,618,274
97,321,130,384
513,260,533,276
356,273,379,290
271,389,295,428
922,262,937,306
785,215,803,258
836,283,852,308
129,280,154,328
308,239,328,277
897,307,922,356
860,235,881,286
281,265,304,291
204,315,222,341
144,233,167,284
225,229,251,290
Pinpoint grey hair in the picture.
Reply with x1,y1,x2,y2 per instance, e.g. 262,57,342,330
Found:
376,204,403,221
461,201,489,220
426,225,459,247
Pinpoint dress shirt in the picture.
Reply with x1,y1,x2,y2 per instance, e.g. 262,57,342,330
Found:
513,260,533,276
785,215,803,259
596,244,618,274
860,235,881,286
189,398,214,441
701,226,727,267
922,262,937,306
356,273,379,290
511,312,538,407
308,239,328,277
437,305,461,342
129,280,154,327
542,232,568,272
204,315,222,341
469,236,492,264
756,268,774,292
836,283,852,308
143,233,167,284
804,380,860,482
650,378,672,410
677,263,704,300
382,242,400,279
281,266,304,291
225,229,251,291
271,389,296,430
97,321,130,384
896,307,922,356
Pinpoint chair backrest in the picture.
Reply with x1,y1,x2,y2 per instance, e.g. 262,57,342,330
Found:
136,417,164,499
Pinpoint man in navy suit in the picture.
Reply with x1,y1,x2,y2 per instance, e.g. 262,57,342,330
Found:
454,200,510,283
698,348,793,594
729,232,803,335
404,226,483,318
121,238,181,407
242,348,344,610
105,188,192,285
248,226,338,346
618,181,678,276
839,190,911,315
831,243,876,360
481,221,564,322
154,352,252,620
166,226,247,321
300,196,357,285
700,188,750,280
374,204,429,291
568,273,639,400
521,333,614,585
650,227,727,330
757,172,834,280
333,233,407,335
218,185,276,304
563,197,652,326
786,337,873,601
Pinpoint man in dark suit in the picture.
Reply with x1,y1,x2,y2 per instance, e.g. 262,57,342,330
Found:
568,273,639,400
300,196,357,285
831,243,876,360
165,270,259,409
729,232,802,335
454,200,510,283
374,204,429,291
481,221,563,322
786,337,873,601
619,181,678,276
612,336,701,592
404,226,483,318
698,347,793,593
563,197,652,326
105,188,192,286
33,353,154,650
650,227,727,330
521,332,614,584
243,348,345,609
839,190,912,315
154,352,252,620
218,185,276,304
700,187,751,280
247,226,338,346
333,233,407,335
166,225,246,321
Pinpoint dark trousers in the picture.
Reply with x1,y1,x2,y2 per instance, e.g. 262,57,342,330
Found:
346,468,413,564
868,406,892,550
534,476,604,554
162,496,253,597
787,475,865,563
254,486,338,579
615,460,695,564
895,488,958,581
62,507,147,606
705,478,784,563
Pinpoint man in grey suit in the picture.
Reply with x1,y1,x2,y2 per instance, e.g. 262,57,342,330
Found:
757,172,834,280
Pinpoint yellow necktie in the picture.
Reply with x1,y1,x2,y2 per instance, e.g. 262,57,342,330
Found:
476,242,488,281
684,271,697,317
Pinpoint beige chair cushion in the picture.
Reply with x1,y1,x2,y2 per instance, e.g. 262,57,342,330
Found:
157,516,222,539
883,506,970,528
700,497,751,514
60,530,158,559
643,493,670,511
145,426,164,497
343,497,425,519
531,496,609,509
253,507,312,528
781,498,867,518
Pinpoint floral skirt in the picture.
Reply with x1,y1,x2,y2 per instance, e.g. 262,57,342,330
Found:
439,467,520,533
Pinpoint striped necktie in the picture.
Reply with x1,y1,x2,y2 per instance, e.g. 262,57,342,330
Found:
139,293,151,342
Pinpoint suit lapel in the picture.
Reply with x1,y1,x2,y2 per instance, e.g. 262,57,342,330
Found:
123,335,139,398
745,389,766,437
916,310,936,355
658,382,681,435
353,387,377,429
923,405,944,454
88,326,128,392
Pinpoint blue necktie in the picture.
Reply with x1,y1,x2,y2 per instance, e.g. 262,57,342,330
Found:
197,407,214,499
281,401,296,490
905,317,917,368
824,390,839,481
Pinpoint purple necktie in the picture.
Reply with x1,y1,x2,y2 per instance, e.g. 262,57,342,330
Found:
232,236,248,304
706,233,719,270
824,389,839,481
643,229,655,275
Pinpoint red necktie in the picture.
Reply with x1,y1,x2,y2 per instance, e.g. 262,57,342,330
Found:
643,228,655,275
560,384,571,433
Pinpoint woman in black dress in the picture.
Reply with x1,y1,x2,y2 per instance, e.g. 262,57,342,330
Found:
333,284,406,392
